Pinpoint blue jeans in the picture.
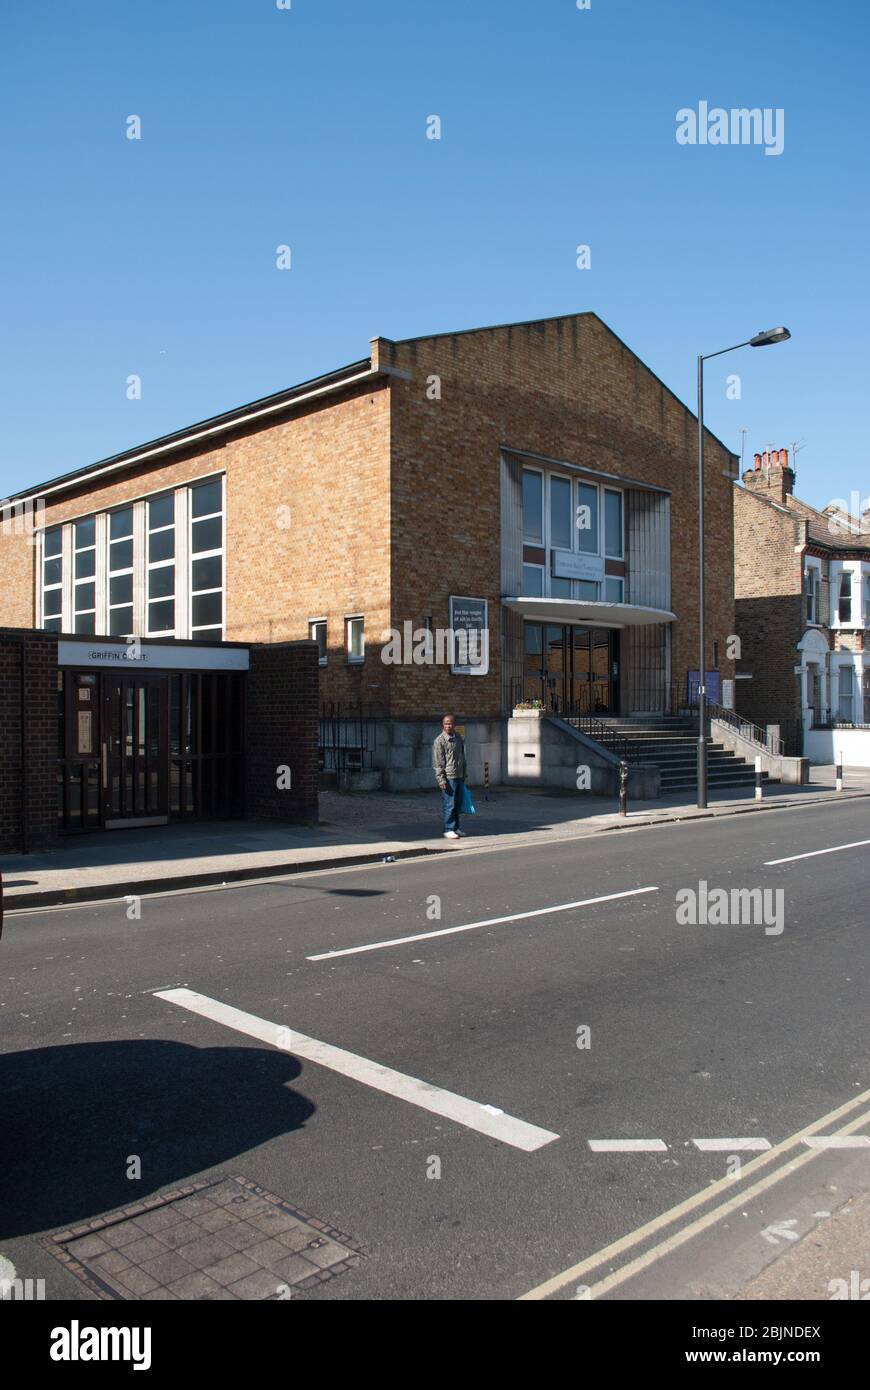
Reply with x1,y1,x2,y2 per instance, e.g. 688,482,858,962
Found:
441,778,463,833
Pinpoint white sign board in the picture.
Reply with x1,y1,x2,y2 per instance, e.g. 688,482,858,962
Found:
58,640,250,672
552,550,605,582
448,596,489,676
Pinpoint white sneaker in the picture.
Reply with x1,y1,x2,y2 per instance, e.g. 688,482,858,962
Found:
443,830,460,839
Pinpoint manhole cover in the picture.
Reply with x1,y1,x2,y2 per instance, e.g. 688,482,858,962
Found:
42,1176,364,1300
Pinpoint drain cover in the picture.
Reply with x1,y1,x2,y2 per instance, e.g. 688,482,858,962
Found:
42,1176,364,1300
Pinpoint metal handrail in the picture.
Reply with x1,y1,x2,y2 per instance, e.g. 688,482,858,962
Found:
565,713,634,764
706,703,784,757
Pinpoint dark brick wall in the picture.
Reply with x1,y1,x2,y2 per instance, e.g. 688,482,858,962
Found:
245,640,319,823
0,627,58,853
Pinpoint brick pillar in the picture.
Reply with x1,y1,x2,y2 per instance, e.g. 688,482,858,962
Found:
245,640,319,823
0,628,59,853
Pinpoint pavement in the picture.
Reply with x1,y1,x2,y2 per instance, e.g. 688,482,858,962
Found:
2,764,869,911
1,794,869,1301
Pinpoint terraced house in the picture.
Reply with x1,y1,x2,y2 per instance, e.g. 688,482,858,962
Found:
734,448,870,766
0,311,766,844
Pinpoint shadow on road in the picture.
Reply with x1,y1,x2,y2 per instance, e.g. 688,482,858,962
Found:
0,1039,314,1239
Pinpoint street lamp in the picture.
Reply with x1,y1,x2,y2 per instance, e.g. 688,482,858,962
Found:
696,327,791,808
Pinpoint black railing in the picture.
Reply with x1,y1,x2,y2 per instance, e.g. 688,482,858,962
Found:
567,714,634,763
706,703,784,757
318,701,381,776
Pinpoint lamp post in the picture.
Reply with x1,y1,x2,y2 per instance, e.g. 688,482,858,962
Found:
696,326,791,808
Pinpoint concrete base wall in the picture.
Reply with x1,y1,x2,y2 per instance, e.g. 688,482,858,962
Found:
710,717,807,784
365,714,662,798
371,718,505,792
506,713,660,799
804,727,870,768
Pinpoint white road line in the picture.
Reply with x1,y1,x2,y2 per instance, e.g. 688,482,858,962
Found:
306,886,660,961
588,1139,667,1152
155,988,559,1153
801,1135,870,1149
765,838,870,865
692,1137,771,1152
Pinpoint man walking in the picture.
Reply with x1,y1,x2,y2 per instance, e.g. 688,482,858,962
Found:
433,714,467,840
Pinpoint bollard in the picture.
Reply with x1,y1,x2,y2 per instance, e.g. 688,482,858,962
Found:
755,755,763,801
836,757,843,792
618,760,629,817
484,760,490,801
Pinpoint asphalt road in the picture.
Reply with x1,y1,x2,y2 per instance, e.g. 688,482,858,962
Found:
2,797,869,1301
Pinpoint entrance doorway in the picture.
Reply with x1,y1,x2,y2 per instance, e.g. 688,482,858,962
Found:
57,666,246,833
103,675,169,827
523,623,619,715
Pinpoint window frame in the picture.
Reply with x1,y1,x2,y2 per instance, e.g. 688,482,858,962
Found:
804,558,822,626
603,487,624,560
188,474,225,641
346,615,365,664
72,516,97,635
309,618,328,665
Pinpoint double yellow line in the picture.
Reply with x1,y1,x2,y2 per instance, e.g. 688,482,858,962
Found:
519,1084,870,1300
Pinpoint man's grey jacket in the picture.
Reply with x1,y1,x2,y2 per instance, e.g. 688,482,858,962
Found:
432,731,467,785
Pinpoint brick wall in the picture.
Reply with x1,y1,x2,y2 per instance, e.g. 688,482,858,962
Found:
733,482,803,728
0,628,58,852
245,640,319,823
379,314,737,716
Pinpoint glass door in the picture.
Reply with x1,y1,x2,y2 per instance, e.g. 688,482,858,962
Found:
571,628,618,714
101,675,169,827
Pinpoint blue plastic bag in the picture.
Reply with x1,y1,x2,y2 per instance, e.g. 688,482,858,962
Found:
460,782,476,815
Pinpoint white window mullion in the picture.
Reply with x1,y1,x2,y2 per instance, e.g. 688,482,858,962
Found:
133,499,147,636
175,485,190,639
95,512,108,634
61,522,73,631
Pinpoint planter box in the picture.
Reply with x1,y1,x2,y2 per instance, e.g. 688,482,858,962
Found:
512,708,544,717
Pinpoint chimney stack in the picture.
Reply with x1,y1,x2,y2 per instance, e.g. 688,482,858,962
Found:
742,445,796,504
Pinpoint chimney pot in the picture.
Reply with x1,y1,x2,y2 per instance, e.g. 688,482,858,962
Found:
753,453,762,469
762,451,770,467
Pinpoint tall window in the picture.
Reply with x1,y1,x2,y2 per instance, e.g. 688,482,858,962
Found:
522,470,543,543
42,526,63,632
147,493,175,636
838,571,853,625
837,664,854,721
863,574,870,628
309,619,327,664
346,616,365,663
549,476,572,550
73,517,97,634
604,490,623,559
189,477,224,639
576,483,598,554
864,669,870,724
804,564,820,625
108,507,134,636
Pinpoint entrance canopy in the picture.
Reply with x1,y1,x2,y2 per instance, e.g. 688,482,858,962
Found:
503,597,676,628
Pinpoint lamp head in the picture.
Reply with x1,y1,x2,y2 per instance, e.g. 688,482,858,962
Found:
749,327,791,347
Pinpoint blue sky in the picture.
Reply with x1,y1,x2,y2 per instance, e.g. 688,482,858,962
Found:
1,0,867,511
